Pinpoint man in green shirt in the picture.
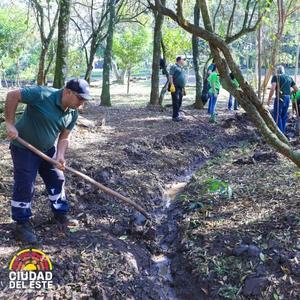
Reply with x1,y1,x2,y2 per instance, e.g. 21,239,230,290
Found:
5,79,91,243
207,67,221,122
169,56,186,122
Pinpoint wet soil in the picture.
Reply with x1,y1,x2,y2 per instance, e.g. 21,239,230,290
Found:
0,99,286,299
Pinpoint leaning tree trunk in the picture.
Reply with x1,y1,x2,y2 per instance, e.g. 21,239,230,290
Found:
192,1,203,109
53,0,71,88
100,0,115,107
85,41,97,83
149,0,165,106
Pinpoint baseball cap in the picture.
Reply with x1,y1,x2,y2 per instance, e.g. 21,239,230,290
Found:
65,79,92,100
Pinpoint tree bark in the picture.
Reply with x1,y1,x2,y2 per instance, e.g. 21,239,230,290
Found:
100,0,115,107
295,38,300,84
127,69,131,94
112,60,126,84
44,44,55,84
53,0,71,88
149,0,165,106
158,39,169,105
192,1,203,109
85,40,97,83
257,13,262,101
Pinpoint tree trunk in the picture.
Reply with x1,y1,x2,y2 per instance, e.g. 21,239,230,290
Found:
149,0,165,106
127,69,131,94
295,39,300,85
158,39,169,105
192,2,203,109
100,0,115,106
16,58,20,87
37,45,48,85
111,60,124,84
85,43,97,83
44,44,55,85
257,15,262,101
53,0,71,88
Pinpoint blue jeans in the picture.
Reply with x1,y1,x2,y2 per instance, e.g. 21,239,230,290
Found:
228,95,238,110
10,144,69,223
272,95,290,133
208,93,218,115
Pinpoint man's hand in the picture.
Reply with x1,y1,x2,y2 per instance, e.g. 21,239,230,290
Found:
6,123,18,140
55,155,66,171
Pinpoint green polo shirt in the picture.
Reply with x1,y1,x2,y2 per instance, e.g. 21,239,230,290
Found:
271,74,295,96
169,63,186,88
12,86,78,152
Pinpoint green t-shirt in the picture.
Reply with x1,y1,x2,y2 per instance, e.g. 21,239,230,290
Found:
12,86,78,152
292,90,300,103
271,74,295,96
169,63,186,88
208,72,221,94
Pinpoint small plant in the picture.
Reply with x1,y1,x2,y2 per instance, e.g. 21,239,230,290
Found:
203,178,232,199
218,284,239,299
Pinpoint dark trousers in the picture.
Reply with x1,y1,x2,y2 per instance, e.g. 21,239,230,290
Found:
272,95,290,133
228,95,239,110
171,87,183,118
10,144,69,223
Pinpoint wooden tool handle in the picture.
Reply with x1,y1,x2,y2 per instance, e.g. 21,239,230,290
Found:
15,136,151,220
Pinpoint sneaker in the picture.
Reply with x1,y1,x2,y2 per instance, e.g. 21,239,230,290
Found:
53,214,79,227
209,113,217,123
172,117,183,122
15,221,38,244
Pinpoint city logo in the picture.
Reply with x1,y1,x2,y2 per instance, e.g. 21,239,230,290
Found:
8,248,53,289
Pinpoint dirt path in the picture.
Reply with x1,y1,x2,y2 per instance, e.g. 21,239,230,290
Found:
0,99,263,299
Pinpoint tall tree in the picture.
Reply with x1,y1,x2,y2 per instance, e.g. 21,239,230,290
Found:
149,0,165,106
100,0,116,106
31,0,59,85
192,1,202,109
71,0,110,83
260,0,298,99
151,0,300,168
113,26,151,94
53,0,71,88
